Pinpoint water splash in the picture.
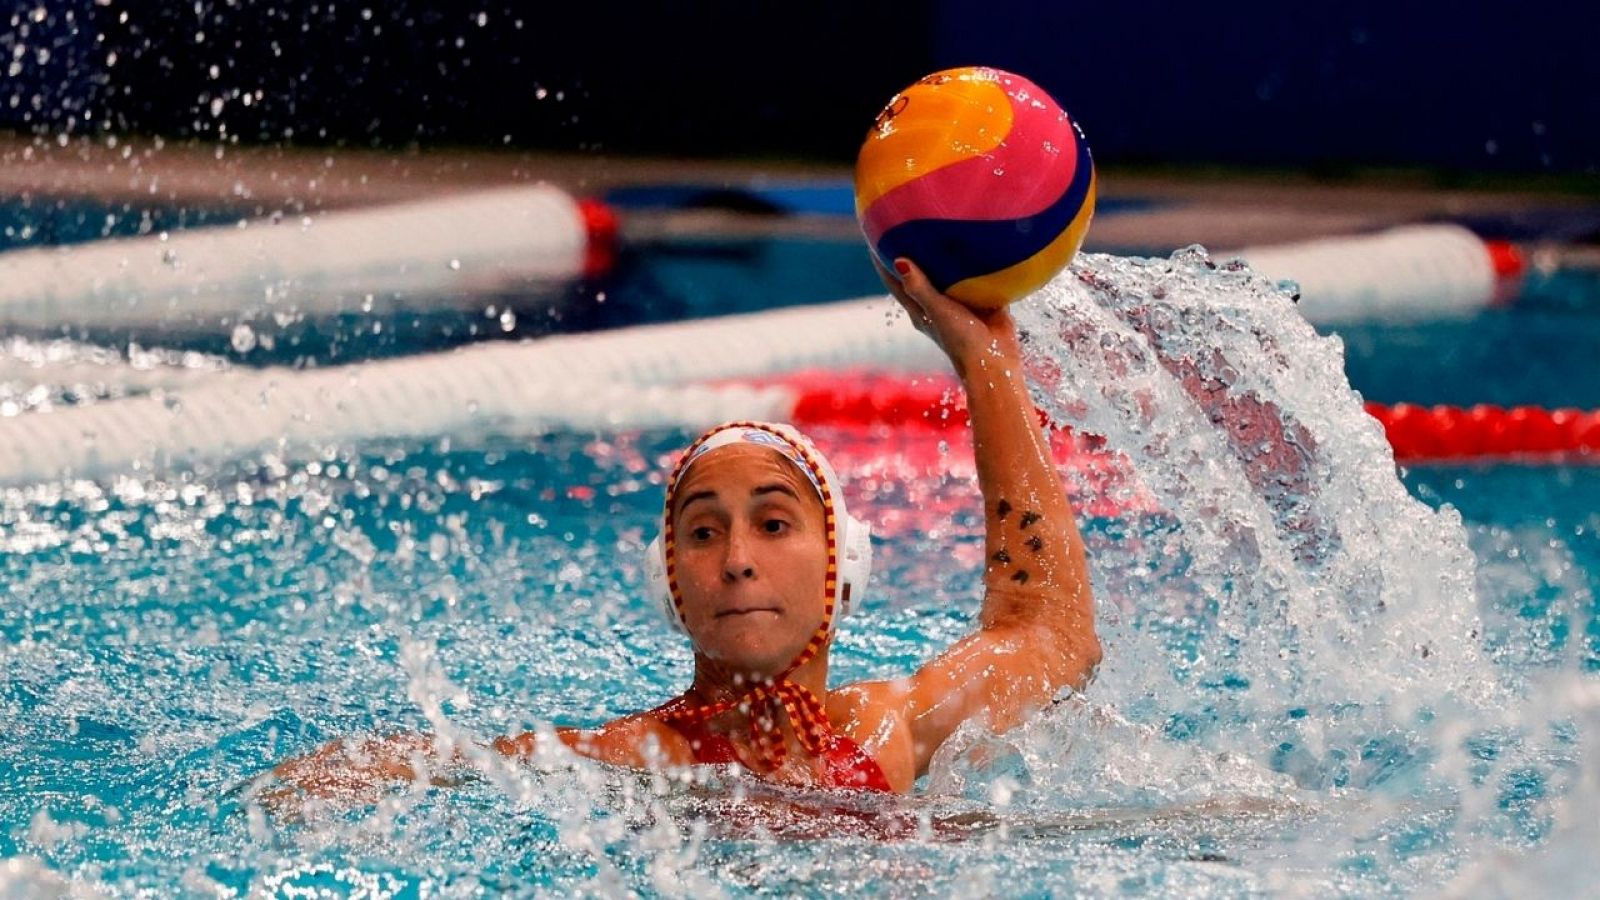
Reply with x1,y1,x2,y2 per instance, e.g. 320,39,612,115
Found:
1017,251,1491,749
2,251,1596,896
899,248,1593,892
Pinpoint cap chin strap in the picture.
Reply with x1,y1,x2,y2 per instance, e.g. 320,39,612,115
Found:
645,421,869,771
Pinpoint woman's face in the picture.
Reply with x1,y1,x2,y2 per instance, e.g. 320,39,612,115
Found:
670,444,831,678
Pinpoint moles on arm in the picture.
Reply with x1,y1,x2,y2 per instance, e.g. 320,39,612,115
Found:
261,257,1098,808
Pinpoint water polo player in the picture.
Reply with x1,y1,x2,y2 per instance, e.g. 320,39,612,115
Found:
265,258,1100,800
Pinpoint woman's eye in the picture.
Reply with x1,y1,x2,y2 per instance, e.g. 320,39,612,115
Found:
690,526,715,541
762,519,789,535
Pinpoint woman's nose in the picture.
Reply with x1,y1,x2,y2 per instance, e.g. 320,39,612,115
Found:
722,530,757,581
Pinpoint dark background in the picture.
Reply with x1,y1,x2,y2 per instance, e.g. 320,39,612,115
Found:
5,0,1598,174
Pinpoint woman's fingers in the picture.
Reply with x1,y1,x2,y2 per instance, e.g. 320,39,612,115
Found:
872,256,934,335
884,258,1023,374
871,256,915,307
891,258,987,342
890,258,941,309
875,256,1020,369
892,259,976,330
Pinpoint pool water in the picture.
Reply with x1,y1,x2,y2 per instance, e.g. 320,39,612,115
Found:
1,235,1598,897
1,432,1594,896
0,197,237,253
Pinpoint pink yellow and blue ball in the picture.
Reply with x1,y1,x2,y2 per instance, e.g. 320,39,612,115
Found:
856,67,1096,310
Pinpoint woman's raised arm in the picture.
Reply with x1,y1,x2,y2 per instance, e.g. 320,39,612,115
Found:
844,258,1100,776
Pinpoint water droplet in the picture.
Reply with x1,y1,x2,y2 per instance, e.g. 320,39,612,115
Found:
989,777,1016,807
448,258,461,271
498,309,517,332
230,324,257,353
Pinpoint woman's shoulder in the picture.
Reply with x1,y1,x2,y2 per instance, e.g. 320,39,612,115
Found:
528,710,696,769
827,679,917,791
828,677,913,721
598,710,699,766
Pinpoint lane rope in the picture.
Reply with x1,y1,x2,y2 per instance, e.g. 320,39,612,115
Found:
777,370,1600,463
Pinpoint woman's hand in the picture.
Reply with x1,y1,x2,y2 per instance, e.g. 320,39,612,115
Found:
255,732,458,818
875,256,1020,379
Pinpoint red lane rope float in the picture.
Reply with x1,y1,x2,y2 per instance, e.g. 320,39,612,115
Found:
778,370,1153,518
576,197,619,278
1484,239,1527,306
789,370,968,431
776,369,1600,465
1366,403,1600,462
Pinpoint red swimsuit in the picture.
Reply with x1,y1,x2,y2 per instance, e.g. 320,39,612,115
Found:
664,715,893,792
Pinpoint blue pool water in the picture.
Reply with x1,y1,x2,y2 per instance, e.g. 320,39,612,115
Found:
1,431,1594,895
0,196,236,253
1,223,1598,897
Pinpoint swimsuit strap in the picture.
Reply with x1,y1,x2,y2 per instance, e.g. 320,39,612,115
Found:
659,677,834,771
659,695,893,791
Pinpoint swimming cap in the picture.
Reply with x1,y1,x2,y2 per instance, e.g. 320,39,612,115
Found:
679,425,825,497
645,422,871,636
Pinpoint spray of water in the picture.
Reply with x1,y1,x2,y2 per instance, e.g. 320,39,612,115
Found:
3,249,1595,896
1024,249,1490,752
918,249,1594,891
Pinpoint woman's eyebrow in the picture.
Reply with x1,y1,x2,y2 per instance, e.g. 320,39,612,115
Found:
677,489,719,514
752,483,802,502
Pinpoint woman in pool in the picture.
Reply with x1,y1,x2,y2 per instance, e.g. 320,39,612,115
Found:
267,258,1100,799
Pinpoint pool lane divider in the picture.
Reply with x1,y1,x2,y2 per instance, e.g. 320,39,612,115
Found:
2,312,1588,488
0,222,1551,485
0,191,1517,335
1234,224,1522,324
1365,402,1600,462
0,297,941,485
0,186,617,331
776,370,1600,464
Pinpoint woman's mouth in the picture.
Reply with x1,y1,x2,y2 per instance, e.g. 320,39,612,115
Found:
715,606,780,619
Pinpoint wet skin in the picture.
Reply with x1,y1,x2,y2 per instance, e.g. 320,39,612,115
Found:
265,258,1102,804
667,443,832,678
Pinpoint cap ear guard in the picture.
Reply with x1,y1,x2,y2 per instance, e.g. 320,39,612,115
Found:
645,514,871,637
836,512,872,617
644,531,686,636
